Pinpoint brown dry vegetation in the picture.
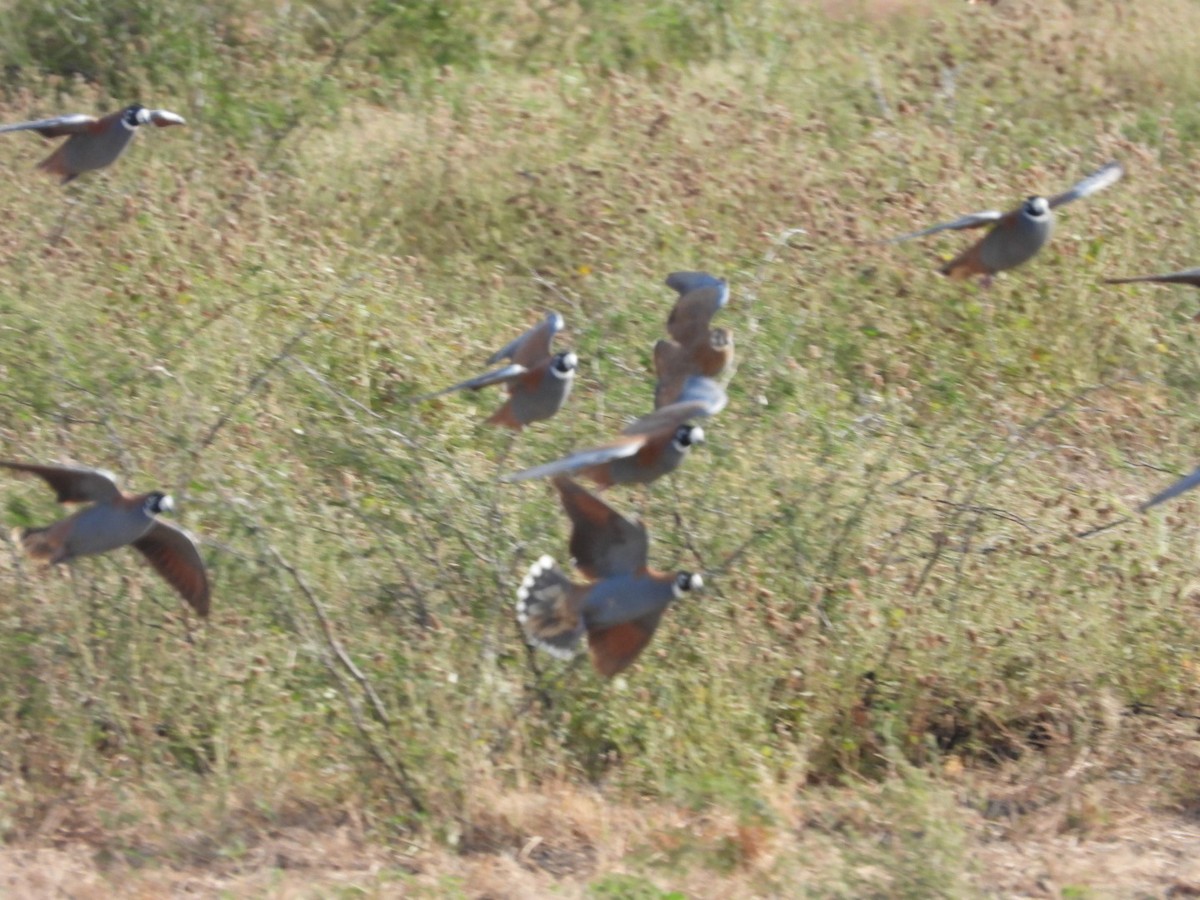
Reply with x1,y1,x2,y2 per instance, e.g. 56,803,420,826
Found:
0,0,1200,896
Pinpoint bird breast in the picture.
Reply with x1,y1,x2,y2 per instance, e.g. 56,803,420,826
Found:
62,503,156,558
581,574,677,628
979,209,1055,273
61,124,138,175
604,439,688,486
510,369,573,424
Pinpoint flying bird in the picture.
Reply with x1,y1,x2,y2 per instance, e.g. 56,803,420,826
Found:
654,271,734,407
502,376,727,488
0,461,209,616
516,476,703,677
1105,269,1200,289
0,105,186,183
420,312,577,430
1140,466,1200,512
887,161,1123,282
1104,268,1200,320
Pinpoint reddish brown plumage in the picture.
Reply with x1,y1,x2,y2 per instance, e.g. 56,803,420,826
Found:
85,114,116,136
577,461,617,490
0,461,210,616
518,478,701,677
938,213,1026,278
654,275,733,407
17,521,69,562
587,613,664,677
654,332,733,407
133,524,210,617
36,145,72,182
940,239,988,279
486,400,523,430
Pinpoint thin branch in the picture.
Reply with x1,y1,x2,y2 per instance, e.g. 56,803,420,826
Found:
194,282,358,454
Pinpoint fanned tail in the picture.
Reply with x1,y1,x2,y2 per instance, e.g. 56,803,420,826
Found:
516,555,584,658
16,526,60,562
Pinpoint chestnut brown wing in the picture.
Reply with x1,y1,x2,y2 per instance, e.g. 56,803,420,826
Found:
552,477,648,579
0,461,121,504
132,520,211,616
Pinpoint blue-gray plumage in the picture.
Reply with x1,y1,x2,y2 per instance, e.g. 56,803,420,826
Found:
516,476,702,676
0,105,186,183
1141,467,1200,512
887,161,1123,280
501,376,726,488
418,312,576,429
0,461,209,616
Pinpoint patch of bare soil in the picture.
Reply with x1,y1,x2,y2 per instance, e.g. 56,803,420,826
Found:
961,709,1200,898
3,714,1200,898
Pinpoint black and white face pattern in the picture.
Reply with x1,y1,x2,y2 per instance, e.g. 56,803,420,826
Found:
552,351,578,377
674,424,704,450
1023,196,1050,218
145,491,174,515
673,571,703,596
122,105,148,129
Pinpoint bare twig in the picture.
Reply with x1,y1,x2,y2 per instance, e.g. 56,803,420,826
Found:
265,540,426,815
194,281,359,454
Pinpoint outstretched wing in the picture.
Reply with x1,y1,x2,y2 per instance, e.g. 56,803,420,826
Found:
886,210,1005,244
144,109,186,128
501,436,645,484
625,376,727,436
0,114,99,138
486,312,564,367
132,520,210,616
1047,161,1123,209
416,363,527,400
1104,268,1200,288
665,273,729,346
0,461,121,504
553,476,648,578
665,271,727,298
1141,466,1200,512
505,376,725,483
587,611,666,677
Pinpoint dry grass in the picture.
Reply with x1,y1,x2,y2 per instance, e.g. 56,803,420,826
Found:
1,0,1200,895
2,714,1200,896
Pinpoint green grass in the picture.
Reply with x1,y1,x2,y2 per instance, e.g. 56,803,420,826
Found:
0,0,1199,893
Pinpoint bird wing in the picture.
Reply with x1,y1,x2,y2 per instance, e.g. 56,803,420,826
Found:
624,376,727,436
486,312,564,367
1104,268,1200,288
886,210,1005,244
501,436,645,483
0,461,120,503
145,109,186,127
666,281,730,345
0,114,99,138
553,476,649,579
417,363,527,399
665,271,726,297
1140,466,1200,512
132,520,210,616
1047,161,1123,209
587,610,667,677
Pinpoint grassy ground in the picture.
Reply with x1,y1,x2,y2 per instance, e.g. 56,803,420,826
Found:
0,0,1200,895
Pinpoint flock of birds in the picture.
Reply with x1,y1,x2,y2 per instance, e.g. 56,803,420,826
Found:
416,272,732,676
3,105,1200,678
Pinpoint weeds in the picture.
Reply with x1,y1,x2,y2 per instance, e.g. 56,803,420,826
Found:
0,0,1199,894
